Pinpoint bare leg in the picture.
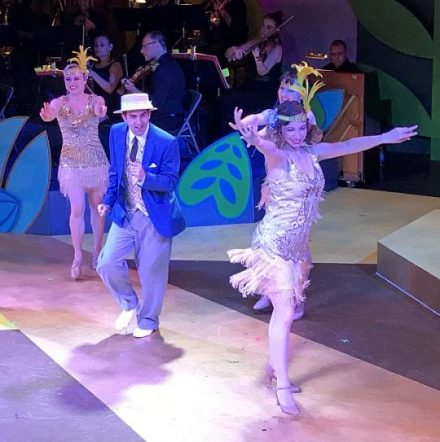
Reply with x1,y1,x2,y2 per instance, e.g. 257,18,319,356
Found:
67,187,86,262
268,295,300,414
87,187,105,263
66,187,85,279
257,249,312,314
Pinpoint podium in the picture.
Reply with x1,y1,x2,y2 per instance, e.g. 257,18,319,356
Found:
319,70,366,183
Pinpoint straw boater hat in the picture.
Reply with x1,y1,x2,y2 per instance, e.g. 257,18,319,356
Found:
114,93,157,114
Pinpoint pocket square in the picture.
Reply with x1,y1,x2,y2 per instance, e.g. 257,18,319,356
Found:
148,163,158,169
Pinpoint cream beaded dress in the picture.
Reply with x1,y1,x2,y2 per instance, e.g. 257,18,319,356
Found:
57,95,109,195
228,147,325,305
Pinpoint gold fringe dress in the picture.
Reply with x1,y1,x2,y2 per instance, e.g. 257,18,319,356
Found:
57,95,109,195
228,148,325,305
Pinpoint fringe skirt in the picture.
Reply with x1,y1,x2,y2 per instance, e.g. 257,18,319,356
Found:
58,164,109,196
227,247,311,306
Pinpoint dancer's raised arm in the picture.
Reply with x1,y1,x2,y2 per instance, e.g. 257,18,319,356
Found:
232,108,281,162
312,125,418,161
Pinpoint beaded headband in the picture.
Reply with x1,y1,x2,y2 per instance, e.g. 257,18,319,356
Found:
277,113,308,123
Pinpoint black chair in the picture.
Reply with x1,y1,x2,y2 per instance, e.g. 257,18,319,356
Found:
0,83,13,119
175,88,202,156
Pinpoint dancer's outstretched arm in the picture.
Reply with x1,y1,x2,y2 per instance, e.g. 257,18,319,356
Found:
312,125,418,161
229,108,272,129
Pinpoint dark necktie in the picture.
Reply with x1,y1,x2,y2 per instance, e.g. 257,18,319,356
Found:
130,136,139,162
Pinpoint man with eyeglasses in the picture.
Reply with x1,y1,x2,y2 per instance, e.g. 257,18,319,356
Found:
122,31,185,133
322,39,361,73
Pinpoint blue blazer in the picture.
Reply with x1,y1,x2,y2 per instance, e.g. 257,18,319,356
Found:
103,122,186,238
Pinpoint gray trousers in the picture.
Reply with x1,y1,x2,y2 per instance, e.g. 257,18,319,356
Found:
97,210,171,330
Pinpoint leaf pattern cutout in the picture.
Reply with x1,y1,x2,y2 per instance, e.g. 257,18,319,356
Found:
0,117,27,183
0,118,51,232
0,189,19,232
177,132,252,220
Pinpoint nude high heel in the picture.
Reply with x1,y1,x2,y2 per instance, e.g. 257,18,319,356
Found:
264,364,302,393
275,386,300,415
91,251,99,270
70,258,82,280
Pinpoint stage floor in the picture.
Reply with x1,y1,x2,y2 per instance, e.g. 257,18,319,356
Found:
1,188,440,442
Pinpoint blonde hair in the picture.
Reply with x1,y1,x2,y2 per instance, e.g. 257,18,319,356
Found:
63,63,87,78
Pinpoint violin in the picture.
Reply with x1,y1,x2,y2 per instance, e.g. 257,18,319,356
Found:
117,59,159,95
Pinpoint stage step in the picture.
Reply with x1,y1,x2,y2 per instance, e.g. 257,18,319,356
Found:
377,210,440,314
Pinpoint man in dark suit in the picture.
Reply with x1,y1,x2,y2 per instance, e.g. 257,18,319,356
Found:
97,93,185,338
123,31,186,133
322,39,361,73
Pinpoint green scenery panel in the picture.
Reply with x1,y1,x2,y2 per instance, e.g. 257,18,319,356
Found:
348,0,440,159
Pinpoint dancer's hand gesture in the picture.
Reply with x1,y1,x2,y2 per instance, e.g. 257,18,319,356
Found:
96,101,107,118
382,125,418,144
92,96,107,118
229,107,246,132
239,124,260,148
230,107,260,147
40,102,54,122
97,204,110,217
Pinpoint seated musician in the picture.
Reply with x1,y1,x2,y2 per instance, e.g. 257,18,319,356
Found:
322,39,361,73
225,10,283,91
208,11,284,140
88,32,123,118
122,31,185,133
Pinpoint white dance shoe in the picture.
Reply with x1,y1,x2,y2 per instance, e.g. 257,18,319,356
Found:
133,327,156,338
114,308,136,332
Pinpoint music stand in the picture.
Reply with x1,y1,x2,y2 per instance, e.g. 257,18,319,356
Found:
172,52,229,99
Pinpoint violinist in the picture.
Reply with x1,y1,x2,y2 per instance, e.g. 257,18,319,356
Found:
88,32,123,118
210,12,284,140
122,31,185,133
225,11,283,90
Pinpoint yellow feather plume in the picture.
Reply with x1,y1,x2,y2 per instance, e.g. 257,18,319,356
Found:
292,61,322,85
68,45,97,73
290,61,325,112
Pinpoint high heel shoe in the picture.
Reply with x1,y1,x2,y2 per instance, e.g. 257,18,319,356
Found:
70,259,82,280
91,252,99,270
275,386,300,415
264,364,302,393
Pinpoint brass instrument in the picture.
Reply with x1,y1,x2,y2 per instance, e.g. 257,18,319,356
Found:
207,0,230,27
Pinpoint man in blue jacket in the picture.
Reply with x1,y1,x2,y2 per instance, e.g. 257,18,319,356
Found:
97,93,185,338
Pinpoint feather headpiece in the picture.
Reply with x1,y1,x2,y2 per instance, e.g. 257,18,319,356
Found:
289,61,324,113
67,45,97,73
